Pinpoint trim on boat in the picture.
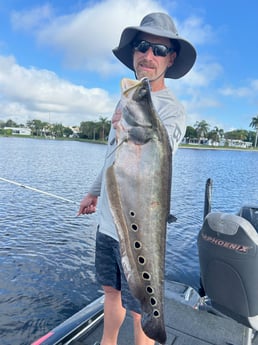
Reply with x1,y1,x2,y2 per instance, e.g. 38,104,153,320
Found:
31,295,104,345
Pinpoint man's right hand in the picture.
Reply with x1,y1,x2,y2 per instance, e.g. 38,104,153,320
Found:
77,194,98,216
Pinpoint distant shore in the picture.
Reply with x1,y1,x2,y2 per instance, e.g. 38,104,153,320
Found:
1,135,257,152
179,144,258,152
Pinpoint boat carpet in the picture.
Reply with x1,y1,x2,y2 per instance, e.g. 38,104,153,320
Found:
74,295,258,345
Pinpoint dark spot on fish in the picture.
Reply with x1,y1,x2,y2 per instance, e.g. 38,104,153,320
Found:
138,256,145,265
131,223,138,231
153,309,160,318
146,286,154,294
150,297,157,306
142,272,151,280
134,241,142,249
130,210,136,217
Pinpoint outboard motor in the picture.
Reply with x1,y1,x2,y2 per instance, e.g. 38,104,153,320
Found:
238,206,258,232
198,212,258,345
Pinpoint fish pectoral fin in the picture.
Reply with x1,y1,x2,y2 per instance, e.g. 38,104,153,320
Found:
167,213,177,223
105,136,128,159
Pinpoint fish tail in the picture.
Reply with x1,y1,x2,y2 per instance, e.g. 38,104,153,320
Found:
141,311,167,344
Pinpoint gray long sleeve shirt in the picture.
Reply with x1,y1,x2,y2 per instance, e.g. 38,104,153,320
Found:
89,87,186,241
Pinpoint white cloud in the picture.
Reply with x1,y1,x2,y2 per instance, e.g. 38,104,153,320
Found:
6,0,252,131
15,0,164,74
0,55,115,125
176,15,215,46
9,0,216,80
186,61,223,87
220,79,258,100
11,4,53,31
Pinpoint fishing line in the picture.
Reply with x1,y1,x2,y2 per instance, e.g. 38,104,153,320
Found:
0,177,80,205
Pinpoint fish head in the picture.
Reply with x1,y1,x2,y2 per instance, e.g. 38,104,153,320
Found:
117,78,159,144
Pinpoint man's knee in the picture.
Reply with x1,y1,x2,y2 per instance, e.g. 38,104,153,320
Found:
131,310,141,321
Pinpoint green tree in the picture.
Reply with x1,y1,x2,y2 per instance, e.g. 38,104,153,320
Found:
27,119,46,136
249,115,258,148
5,119,18,127
224,129,248,141
184,126,196,143
208,126,224,144
80,121,97,139
52,123,64,137
194,120,210,143
63,127,73,137
98,116,111,141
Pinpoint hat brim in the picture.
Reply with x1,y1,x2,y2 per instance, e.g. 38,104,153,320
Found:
112,26,196,79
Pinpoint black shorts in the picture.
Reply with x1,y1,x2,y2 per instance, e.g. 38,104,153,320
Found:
95,230,141,314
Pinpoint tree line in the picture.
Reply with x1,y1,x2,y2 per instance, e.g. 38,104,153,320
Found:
186,116,258,147
0,117,111,141
1,115,258,147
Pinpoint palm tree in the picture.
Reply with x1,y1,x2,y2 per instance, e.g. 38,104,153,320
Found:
249,115,258,148
194,120,210,143
98,116,111,141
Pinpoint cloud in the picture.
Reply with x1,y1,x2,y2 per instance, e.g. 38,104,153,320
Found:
4,0,239,129
0,55,115,125
13,0,164,75
9,0,215,79
220,79,258,99
176,15,215,46
11,4,53,31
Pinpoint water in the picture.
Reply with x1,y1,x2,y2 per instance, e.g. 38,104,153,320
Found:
0,137,257,345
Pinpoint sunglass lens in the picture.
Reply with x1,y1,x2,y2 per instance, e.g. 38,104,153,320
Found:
152,45,167,57
136,41,150,53
133,40,171,57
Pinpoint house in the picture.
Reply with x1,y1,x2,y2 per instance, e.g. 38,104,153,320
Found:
4,127,31,135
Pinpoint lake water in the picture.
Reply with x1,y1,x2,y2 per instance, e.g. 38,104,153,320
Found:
0,137,257,345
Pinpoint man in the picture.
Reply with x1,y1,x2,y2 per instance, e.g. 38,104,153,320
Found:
78,12,196,345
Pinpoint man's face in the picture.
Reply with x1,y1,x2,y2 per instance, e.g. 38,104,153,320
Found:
133,33,176,84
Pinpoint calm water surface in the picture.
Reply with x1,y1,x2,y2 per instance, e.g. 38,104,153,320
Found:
0,137,257,345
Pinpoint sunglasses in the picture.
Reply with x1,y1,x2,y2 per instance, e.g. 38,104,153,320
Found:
132,40,174,57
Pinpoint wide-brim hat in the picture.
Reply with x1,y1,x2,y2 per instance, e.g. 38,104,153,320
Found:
112,12,196,79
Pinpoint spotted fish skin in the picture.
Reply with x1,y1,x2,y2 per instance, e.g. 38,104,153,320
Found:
106,78,172,344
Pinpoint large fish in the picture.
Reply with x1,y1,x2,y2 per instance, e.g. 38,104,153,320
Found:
106,77,172,344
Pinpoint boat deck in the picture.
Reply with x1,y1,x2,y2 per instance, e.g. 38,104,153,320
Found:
70,282,258,345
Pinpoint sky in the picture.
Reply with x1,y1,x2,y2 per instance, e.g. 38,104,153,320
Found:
0,0,258,131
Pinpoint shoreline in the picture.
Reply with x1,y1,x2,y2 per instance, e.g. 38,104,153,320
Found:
1,135,257,152
179,144,258,152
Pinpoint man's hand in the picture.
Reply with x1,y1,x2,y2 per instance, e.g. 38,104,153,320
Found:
77,194,98,216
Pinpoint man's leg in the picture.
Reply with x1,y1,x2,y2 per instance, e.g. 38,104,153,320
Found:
100,285,126,345
131,311,155,345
